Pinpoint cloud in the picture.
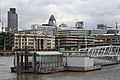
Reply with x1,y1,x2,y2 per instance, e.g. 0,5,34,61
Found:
0,0,120,30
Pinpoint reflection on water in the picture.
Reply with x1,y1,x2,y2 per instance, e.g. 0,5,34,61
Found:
0,56,120,80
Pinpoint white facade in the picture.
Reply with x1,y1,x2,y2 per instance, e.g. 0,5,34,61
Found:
66,57,94,67
13,31,55,50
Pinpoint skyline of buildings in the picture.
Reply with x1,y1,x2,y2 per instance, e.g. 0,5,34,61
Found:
0,7,119,32
0,7,120,51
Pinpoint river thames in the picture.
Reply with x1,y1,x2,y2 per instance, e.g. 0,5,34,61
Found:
0,56,120,80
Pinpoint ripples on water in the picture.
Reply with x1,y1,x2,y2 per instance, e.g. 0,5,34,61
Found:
0,56,120,80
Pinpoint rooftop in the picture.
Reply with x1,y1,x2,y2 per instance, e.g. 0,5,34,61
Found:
29,51,62,55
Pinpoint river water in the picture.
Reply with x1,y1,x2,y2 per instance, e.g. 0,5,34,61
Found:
0,56,120,80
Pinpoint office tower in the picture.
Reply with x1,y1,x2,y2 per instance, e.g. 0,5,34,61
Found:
48,15,56,26
97,24,107,30
7,8,18,32
75,21,83,29
42,15,57,26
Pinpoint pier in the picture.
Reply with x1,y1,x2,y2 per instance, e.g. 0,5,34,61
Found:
11,46,120,73
63,52,101,71
11,51,65,73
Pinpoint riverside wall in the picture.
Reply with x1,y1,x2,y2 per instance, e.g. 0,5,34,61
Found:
0,50,15,56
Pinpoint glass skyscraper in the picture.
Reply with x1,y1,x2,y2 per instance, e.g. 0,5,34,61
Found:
7,8,18,32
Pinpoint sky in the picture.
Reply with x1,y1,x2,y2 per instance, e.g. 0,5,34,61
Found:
0,0,120,30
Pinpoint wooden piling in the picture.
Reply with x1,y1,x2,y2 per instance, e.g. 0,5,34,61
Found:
17,53,20,73
25,47,28,70
21,52,23,72
25,55,28,70
33,53,37,73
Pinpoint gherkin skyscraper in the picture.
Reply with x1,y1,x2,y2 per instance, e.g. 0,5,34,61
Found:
48,15,56,26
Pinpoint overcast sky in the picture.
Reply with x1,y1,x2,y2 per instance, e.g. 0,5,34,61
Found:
0,0,120,30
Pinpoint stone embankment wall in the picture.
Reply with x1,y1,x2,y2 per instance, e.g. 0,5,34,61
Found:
0,50,15,56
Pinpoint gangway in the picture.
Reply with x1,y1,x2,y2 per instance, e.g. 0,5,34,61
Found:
63,46,120,58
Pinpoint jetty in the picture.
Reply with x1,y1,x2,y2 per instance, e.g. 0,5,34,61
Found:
11,51,100,73
11,51,65,73
11,46,120,73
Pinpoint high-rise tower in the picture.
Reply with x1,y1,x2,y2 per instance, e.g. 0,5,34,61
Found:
42,15,57,26
75,21,83,29
7,8,18,32
48,15,56,26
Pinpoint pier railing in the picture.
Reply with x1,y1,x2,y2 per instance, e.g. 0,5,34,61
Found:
62,46,120,57
62,51,88,57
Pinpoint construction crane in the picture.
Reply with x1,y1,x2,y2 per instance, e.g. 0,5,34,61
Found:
1,22,4,32
116,22,118,30
115,22,120,34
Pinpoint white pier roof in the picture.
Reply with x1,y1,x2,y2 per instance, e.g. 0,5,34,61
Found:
29,51,62,55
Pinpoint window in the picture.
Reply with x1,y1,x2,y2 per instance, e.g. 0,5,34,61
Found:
47,43,51,45
15,39,18,41
15,42,18,45
15,46,18,49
